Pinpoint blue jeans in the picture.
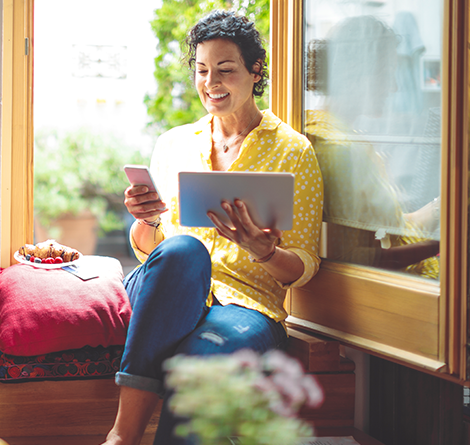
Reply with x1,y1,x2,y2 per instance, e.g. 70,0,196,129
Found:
117,235,288,445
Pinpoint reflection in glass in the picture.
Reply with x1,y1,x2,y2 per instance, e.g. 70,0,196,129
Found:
303,1,442,279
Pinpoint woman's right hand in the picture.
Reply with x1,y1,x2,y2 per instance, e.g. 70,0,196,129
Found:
124,185,168,222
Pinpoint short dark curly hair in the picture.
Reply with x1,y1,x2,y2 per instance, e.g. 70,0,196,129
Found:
184,10,268,97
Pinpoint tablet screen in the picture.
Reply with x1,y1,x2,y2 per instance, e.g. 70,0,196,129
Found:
178,171,295,230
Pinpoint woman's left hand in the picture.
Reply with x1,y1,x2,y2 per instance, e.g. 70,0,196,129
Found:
207,199,282,260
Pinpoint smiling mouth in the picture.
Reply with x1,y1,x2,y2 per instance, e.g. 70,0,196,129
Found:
208,92,229,99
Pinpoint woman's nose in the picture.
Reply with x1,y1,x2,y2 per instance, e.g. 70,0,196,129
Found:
206,70,221,88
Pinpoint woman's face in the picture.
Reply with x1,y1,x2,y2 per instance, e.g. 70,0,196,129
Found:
195,38,260,119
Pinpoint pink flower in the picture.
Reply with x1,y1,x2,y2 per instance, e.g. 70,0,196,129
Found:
302,375,324,408
232,349,262,372
250,350,325,416
263,350,305,378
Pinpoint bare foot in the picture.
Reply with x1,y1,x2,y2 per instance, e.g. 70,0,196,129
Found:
100,430,128,445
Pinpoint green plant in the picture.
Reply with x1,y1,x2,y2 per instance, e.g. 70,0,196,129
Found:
164,349,324,445
34,129,150,235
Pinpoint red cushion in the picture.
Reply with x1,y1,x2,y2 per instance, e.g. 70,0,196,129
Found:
0,256,132,356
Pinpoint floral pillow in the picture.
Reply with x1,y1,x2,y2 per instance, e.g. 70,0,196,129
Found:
0,256,132,356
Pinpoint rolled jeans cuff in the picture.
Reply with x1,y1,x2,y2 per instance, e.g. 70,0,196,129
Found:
115,371,166,397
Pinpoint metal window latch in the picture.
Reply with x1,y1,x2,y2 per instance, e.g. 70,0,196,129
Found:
25,37,29,56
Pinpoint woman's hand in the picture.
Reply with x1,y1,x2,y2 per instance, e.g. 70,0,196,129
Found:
207,199,304,284
124,185,168,222
126,185,167,255
207,199,282,260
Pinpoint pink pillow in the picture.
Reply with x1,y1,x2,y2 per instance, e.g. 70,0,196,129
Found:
0,256,132,356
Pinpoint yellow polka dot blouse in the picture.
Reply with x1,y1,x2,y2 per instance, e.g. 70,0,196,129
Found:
132,110,323,323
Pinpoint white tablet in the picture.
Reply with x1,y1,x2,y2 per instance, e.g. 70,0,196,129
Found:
178,171,295,230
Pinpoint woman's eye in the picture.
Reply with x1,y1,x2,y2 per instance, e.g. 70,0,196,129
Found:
220,70,232,74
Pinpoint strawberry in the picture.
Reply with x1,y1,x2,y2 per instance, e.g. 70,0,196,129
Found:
53,257,64,264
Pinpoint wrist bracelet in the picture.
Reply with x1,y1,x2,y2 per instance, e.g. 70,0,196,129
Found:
137,217,162,244
138,216,161,228
249,246,277,263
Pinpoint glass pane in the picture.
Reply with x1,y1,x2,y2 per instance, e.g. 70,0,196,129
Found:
303,0,442,280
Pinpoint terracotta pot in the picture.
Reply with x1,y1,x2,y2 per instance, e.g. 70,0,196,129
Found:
34,211,99,255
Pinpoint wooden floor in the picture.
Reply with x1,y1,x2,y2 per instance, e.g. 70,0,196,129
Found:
3,437,110,445
317,427,386,444
3,428,384,445
0,379,161,445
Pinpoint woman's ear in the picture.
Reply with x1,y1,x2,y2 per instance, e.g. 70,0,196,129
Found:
252,60,262,83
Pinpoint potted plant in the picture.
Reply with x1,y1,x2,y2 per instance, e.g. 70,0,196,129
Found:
34,128,151,254
164,349,325,445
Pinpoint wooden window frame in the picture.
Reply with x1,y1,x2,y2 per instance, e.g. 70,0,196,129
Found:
271,0,469,382
1,0,34,267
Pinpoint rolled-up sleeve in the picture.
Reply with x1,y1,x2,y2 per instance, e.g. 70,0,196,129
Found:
274,246,321,289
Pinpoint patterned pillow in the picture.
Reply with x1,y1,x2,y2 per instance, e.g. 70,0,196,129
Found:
0,256,131,356
0,345,124,381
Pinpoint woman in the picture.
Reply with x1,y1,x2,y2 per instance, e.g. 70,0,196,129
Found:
103,10,323,445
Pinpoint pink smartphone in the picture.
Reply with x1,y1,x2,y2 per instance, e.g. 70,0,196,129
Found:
123,164,163,202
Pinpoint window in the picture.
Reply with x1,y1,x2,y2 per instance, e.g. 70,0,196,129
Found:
2,0,469,382
272,0,468,381
32,1,155,264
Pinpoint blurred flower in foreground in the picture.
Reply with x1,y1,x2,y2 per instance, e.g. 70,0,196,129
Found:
164,349,324,445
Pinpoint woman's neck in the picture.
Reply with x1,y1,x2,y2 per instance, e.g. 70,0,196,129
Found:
213,106,262,138
210,108,263,171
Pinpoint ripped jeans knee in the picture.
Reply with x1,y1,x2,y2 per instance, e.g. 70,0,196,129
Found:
174,303,288,356
198,330,227,346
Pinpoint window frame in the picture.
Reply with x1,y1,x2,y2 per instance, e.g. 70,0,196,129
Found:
1,0,34,267
271,0,469,382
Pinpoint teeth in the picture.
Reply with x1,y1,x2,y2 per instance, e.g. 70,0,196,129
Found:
209,93,229,99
